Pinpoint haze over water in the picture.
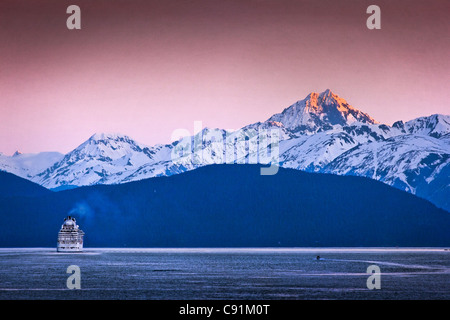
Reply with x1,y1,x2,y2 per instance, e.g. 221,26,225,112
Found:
0,248,448,300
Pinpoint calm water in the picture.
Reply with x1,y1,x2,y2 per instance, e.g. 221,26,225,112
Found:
0,248,448,300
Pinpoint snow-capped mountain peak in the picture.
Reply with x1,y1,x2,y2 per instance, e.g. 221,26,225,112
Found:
266,89,378,135
71,132,146,161
405,114,450,138
32,132,164,188
89,132,131,141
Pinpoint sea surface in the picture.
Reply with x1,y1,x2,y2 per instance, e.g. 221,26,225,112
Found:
0,248,448,300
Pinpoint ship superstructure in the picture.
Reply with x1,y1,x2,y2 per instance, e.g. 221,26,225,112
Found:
57,216,84,252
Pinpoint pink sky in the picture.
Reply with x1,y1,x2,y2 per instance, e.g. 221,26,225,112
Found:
0,0,449,154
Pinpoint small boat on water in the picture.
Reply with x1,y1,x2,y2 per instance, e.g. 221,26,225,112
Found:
57,216,84,252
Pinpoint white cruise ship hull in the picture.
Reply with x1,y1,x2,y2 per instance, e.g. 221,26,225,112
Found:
57,243,83,252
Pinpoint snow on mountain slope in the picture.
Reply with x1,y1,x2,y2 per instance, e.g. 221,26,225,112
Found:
404,114,450,138
439,133,450,145
0,151,63,179
32,133,170,189
324,134,450,194
266,89,378,135
121,127,261,182
279,131,359,172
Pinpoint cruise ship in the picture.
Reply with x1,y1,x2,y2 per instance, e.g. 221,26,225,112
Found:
57,216,85,252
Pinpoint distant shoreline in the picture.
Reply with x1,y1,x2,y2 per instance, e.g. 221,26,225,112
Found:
0,247,448,253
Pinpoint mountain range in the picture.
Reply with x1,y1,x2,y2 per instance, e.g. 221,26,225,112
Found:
1,89,449,211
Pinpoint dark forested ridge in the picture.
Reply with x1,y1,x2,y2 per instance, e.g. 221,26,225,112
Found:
0,165,449,247
0,171,52,198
